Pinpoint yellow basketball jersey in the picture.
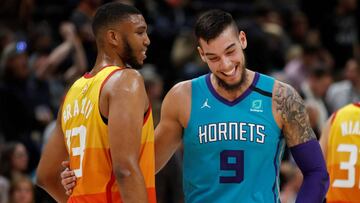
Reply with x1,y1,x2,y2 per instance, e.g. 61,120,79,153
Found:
61,66,156,203
326,103,360,203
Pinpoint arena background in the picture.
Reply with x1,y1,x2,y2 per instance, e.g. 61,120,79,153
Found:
0,0,359,202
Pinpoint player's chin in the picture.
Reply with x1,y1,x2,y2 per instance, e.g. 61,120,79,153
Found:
137,56,146,65
131,60,144,70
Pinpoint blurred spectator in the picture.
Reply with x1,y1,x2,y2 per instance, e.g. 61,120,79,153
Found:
70,0,101,68
171,30,208,80
284,44,321,90
326,58,360,112
0,42,50,170
9,176,34,203
29,22,87,111
28,22,53,57
0,142,29,182
141,0,196,90
0,0,35,31
300,66,333,137
0,175,9,203
320,0,359,71
0,142,30,203
0,0,358,202
240,3,290,73
289,11,309,45
140,64,164,125
0,26,14,54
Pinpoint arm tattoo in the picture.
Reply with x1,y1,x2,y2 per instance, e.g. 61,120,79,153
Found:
274,82,316,146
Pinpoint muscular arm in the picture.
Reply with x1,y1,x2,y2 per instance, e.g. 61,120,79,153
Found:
36,111,69,203
273,81,329,203
155,81,190,173
104,69,148,202
59,81,190,192
273,81,316,146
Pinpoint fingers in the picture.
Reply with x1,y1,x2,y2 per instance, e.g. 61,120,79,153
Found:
61,167,76,195
61,160,70,168
66,189,73,196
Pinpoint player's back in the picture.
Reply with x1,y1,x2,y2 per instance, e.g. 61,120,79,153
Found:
326,103,360,203
183,72,284,203
61,66,156,203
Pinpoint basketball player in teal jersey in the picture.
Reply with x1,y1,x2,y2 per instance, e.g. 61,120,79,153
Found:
61,9,329,202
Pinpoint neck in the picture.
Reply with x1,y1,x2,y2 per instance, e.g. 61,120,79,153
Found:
211,69,254,101
92,49,126,74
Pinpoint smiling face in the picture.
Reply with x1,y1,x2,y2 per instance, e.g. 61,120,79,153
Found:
197,26,248,91
118,14,150,69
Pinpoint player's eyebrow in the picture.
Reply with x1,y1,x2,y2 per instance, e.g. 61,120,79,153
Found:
205,43,236,56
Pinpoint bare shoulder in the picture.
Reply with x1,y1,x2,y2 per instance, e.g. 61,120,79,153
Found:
272,80,316,147
100,68,148,115
105,68,144,91
101,68,147,100
167,80,191,98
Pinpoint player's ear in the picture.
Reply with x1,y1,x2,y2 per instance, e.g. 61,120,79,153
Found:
197,46,207,63
239,31,247,50
106,29,121,47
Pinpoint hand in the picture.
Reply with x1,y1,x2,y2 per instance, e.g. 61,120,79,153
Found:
60,161,76,196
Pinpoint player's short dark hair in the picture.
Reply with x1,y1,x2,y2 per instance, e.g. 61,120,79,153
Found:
195,9,238,43
92,2,141,37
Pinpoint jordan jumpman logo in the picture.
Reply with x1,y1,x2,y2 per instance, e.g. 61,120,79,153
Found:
201,98,211,109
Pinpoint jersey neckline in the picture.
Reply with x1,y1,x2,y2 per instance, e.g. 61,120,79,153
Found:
353,102,360,108
205,72,260,106
83,65,125,78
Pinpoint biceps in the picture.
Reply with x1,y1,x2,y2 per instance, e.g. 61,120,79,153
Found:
156,119,182,151
155,119,182,172
274,82,316,146
282,107,317,147
38,124,68,176
108,109,143,164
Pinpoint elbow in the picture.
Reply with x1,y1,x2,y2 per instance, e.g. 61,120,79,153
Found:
113,167,131,180
112,161,141,182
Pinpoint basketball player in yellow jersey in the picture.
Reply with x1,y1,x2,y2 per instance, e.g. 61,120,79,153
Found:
36,2,156,203
320,102,360,203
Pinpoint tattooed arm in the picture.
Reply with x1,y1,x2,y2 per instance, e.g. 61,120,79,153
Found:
273,81,329,203
273,81,316,146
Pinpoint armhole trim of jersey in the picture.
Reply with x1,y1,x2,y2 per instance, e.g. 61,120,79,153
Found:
330,111,337,125
98,67,125,125
143,104,152,125
250,85,273,97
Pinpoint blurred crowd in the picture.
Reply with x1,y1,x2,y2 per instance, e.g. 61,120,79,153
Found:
0,0,359,202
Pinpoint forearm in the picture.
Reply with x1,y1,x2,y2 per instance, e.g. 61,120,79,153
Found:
115,168,148,203
291,140,329,203
72,39,87,73
37,175,68,203
46,41,73,73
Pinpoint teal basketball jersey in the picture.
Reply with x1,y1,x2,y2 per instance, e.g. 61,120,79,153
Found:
183,72,284,203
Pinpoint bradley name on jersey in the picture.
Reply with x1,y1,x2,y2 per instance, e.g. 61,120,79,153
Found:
63,97,94,124
198,122,266,144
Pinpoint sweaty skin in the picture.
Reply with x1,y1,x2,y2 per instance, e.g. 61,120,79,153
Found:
36,5,152,202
